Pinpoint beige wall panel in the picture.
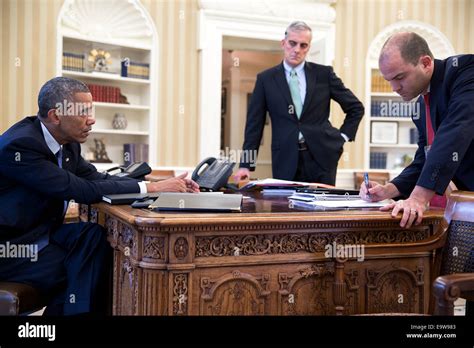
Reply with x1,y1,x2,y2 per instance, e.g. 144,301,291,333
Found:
1,0,472,170
334,0,473,169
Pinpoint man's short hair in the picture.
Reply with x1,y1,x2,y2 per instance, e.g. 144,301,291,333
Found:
37,77,89,118
381,32,434,65
284,21,312,39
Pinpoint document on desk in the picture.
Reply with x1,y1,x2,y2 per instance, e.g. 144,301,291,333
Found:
240,178,309,190
288,193,361,201
289,197,391,210
240,178,343,191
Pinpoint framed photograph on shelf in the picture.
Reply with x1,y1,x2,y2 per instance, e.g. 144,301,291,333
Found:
371,121,398,144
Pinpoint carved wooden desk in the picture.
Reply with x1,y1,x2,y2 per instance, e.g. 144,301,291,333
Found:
80,193,446,315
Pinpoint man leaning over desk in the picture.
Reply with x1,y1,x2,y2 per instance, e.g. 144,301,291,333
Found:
0,77,199,315
360,32,474,229
234,21,364,185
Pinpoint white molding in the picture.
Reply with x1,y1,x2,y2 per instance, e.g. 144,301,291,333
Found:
363,20,455,170
367,20,456,64
56,0,159,166
59,0,153,47
197,1,336,161
198,0,336,24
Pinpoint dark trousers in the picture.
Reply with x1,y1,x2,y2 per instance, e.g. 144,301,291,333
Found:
293,148,337,185
0,222,111,315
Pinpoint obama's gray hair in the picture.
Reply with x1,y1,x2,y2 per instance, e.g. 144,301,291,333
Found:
38,77,89,118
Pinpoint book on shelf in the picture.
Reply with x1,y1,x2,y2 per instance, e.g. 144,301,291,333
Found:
370,152,387,169
371,69,392,93
121,60,149,80
123,143,149,166
370,99,414,118
87,83,121,104
409,128,419,144
62,52,85,72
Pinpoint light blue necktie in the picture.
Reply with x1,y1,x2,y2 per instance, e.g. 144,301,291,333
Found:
289,69,303,118
289,69,304,140
56,148,69,215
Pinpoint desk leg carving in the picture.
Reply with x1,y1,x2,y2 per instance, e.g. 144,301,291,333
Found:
333,260,346,316
172,273,189,315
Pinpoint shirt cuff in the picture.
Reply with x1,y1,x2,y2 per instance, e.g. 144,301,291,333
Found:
340,132,350,142
138,181,147,193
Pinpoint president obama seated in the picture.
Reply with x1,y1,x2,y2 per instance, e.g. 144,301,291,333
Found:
0,77,199,315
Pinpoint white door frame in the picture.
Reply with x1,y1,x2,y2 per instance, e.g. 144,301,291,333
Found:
197,1,336,160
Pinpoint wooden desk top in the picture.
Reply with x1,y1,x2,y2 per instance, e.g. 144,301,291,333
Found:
93,192,445,228
90,192,448,316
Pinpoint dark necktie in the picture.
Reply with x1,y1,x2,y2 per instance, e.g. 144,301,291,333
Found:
56,148,69,214
56,148,63,168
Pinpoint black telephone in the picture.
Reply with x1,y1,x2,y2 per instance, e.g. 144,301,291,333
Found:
192,157,235,191
106,162,152,180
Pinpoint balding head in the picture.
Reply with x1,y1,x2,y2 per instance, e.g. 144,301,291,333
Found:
379,32,434,66
378,32,434,101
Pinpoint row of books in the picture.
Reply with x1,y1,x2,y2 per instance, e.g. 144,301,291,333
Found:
371,70,392,93
121,61,150,80
370,152,387,169
62,52,85,72
409,128,419,144
87,84,121,103
370,100,413,117
123,143,149,166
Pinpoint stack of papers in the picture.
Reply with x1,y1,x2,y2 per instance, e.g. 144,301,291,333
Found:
289,192,361,202
289,192,391,210
240,178,334,191
262,189,296,195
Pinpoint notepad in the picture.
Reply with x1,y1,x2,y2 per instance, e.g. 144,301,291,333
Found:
149,192,243,212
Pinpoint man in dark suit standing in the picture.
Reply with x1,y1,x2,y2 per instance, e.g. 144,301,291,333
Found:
360,32,474,229
0,77,199,315
234,21,364,185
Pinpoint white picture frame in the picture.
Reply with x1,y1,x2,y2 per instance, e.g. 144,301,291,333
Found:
371,121,398,144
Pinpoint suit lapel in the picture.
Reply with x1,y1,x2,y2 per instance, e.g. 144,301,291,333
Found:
34,117,57,163
301,62,316,118
273,63,293,108
429,59,445,132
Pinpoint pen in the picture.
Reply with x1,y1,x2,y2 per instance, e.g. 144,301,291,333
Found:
364,172,371,199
